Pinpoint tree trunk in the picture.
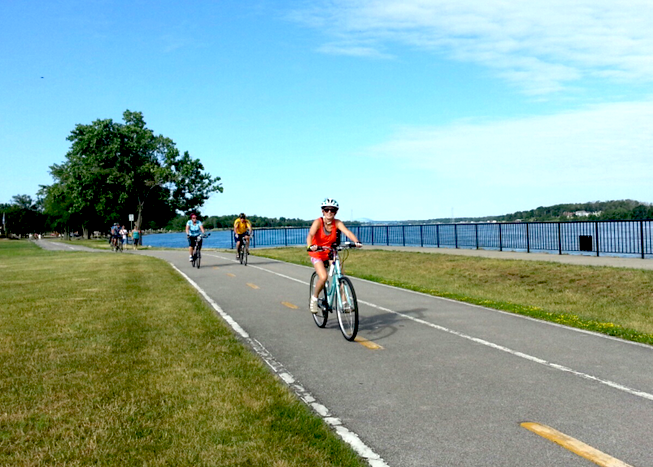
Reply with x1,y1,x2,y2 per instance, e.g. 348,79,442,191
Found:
135,201,145,231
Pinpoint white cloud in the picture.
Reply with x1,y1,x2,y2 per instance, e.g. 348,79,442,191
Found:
293,0,653,94
365,99,653,189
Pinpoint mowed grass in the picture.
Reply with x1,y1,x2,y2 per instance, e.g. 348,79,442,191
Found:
253,247,653,345
0,240,367,467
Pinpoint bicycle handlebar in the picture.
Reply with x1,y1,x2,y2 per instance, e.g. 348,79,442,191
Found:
307,241,362,252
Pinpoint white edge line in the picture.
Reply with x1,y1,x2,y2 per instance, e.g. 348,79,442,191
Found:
358,299,653,403
168,261,390,467
209,254,653,403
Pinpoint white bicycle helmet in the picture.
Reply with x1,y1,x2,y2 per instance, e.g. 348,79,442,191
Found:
321,198,339,209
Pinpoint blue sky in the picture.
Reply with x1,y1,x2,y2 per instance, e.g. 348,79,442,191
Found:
2,0,652,222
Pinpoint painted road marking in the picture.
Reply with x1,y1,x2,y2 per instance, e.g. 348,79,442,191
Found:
521,422,633,467
282,301,299,309
226,273,235,277
355,337,384,350
247,283,259,289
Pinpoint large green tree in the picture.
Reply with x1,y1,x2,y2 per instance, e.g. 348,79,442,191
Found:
44,110,222,236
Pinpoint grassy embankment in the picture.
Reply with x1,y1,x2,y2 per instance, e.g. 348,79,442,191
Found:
254,247,653,346
0,240,367,467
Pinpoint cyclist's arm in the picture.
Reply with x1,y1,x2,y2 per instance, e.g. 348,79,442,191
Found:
247,221,253,235
185,223,190,236
306,218,321,250
200,223,205,234
335,220,361,246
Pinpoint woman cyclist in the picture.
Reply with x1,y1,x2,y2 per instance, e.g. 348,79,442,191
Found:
186,213,205,261
307,198,362,313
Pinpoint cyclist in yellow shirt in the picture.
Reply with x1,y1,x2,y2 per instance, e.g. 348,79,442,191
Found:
234,213,253,259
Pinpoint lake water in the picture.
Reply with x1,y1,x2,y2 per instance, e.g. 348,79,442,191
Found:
142,230,235,249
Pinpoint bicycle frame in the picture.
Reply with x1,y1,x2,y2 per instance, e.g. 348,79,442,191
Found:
324,253,347,310
193,236,203,256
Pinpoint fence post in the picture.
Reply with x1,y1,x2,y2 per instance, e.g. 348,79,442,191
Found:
641,221,645,259
284,228,288,246
231,230,234,249
371,226,375,245
595,221,600,257
386,225,390,246
499,223,503,251
454,224,458,249
436,225,440,248
475,224,479,250
420,225,423,247
558,222,562,255
526,223,530,253
402,225,406,247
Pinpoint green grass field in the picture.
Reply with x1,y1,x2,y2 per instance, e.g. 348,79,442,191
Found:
254,247,653,346
0,240,367,467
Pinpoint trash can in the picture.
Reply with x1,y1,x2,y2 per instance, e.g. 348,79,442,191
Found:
579,235,593,252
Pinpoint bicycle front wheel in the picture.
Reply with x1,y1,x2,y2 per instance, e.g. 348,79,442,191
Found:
336,276,359,341
196,250,201,268
309,272,328,328
243,245,248,266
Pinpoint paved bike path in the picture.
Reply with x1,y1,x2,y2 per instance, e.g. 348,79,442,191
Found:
135,249,653,467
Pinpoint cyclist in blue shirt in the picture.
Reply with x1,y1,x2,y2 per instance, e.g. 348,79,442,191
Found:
186,213,205,261
109,223,121,248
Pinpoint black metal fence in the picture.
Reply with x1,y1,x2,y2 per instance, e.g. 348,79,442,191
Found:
237,220,653,259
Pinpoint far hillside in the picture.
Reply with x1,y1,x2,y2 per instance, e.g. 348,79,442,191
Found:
408,200,653,224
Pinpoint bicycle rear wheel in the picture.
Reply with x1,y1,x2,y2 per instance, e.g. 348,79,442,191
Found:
309,272,328,328
336,276,358,341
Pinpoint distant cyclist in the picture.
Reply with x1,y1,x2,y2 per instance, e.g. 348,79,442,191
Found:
186,213,205,261
233,213,253,259
307,198,361,313
110,222,121,248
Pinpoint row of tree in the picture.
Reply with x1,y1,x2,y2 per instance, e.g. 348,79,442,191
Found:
409,200,653,224
0,195,46,237
164,214,315,231
162,214,364,231
496,200,653,222
2,111,222,238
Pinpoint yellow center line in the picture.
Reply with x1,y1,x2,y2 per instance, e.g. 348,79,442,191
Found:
521,422,633,467
246,283,259,289
354,337,384,350
281,301,299,309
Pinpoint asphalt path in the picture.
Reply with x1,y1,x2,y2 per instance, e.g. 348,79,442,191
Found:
35,240,653,466
124,248,650,467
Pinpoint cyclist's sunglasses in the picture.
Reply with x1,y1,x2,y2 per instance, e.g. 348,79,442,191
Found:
322,207,338,213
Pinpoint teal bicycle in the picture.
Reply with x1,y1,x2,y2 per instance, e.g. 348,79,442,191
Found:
309,242,360,341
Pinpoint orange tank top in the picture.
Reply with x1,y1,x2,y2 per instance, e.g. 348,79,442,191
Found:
309,217,338,261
